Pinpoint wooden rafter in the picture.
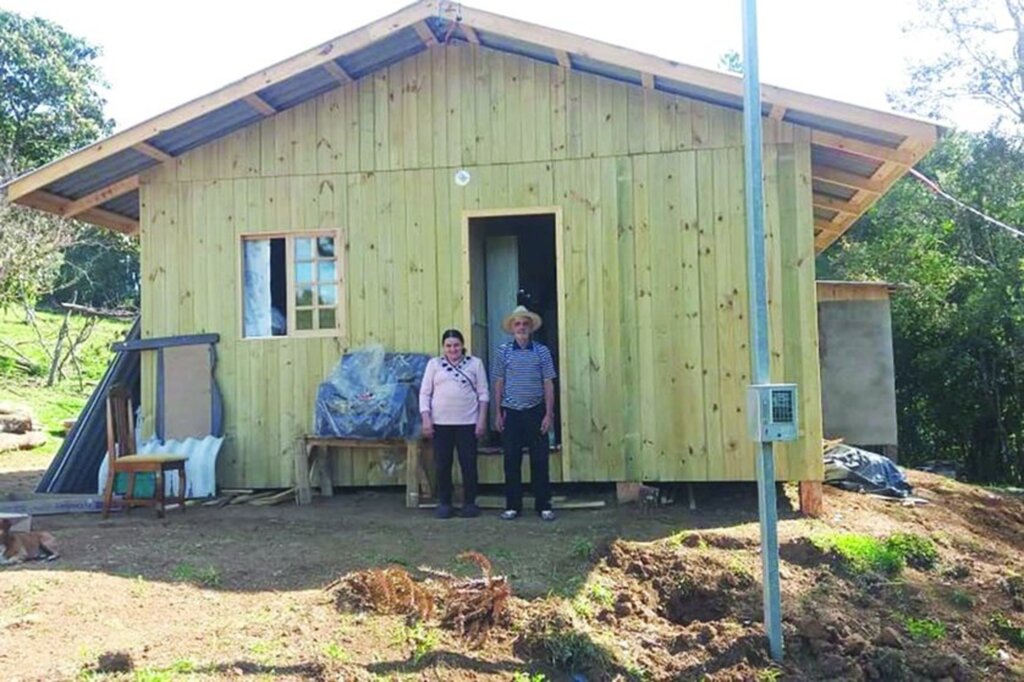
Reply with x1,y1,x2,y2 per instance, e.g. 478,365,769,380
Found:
641,72,655,89
22,190,138,235
414,20,439,46
812,166,885,194
769,104,786,120
555,49,571,69
133,142,173,163
322,61,352,84
461,23,481,44
62,176,139,218
244,93,277,116
811,130,916,165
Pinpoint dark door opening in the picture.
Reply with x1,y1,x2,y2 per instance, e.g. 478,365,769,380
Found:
468,212,560,447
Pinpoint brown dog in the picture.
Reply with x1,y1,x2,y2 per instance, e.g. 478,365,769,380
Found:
0,518,59,565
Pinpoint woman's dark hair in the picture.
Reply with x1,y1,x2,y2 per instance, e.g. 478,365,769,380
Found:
441,329,465,345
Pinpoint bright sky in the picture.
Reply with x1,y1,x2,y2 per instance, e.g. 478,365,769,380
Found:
6,1,990,132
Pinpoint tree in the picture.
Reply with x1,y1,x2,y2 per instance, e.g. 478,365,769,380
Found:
0,10,112,175
820,132,1024,484
0,9,137,314
899,0,1024,129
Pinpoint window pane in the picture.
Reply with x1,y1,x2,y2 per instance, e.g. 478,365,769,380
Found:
295,262,313,284
319,308,336,330
317,236,335,258
296,285,314,306
318,260,336,283
318,285,337,306
296,309,313,330
295,238,313,260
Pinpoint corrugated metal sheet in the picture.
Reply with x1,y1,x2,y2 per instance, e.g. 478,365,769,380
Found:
656,76,744,111
814,206,839,221
38,319,141,494
97,436,225,498
48,148,156,199
813,178,858,201
784,109,906,147
476,30,560,65
571,54,642,86
258,66,341,111
99,193,140,219
149,100,265,157
812,145,883,177
338,27,426,78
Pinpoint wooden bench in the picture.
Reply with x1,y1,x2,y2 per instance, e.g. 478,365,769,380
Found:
296,436,430,507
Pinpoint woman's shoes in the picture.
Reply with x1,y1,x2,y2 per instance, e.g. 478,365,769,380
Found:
500,509,518,520
435,504,454,519
461,504,480,518
540,509,556,521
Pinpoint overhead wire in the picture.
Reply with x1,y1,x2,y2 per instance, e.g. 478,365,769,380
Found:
908,167,1024,240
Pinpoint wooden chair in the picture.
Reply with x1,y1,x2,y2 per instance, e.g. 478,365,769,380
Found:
102,384,188,519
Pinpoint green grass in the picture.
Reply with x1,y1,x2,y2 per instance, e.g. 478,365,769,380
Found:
812,532,906,575
169,563,222,587
0,308,132,460
395,622,441,664
992,613,1024,649
902,616,946,641
812,531,940,577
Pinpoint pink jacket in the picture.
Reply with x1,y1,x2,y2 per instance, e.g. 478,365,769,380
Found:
419,355,489,425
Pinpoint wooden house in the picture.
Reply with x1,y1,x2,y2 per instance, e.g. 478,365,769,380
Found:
3,2,941,493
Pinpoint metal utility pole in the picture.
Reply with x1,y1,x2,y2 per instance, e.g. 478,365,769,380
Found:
741,0,784,662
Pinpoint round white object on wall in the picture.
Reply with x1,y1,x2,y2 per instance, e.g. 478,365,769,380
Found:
454,169,471,186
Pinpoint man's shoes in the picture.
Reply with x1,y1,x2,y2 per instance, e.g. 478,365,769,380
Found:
435,504,454,519
500,509,519,520
540,510,556,522
461,504,480,518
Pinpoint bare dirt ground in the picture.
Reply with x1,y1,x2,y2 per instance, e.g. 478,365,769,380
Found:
2,452,1023,681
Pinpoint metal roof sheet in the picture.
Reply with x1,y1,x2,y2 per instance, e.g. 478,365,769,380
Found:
150,100,265,157
99,193,140,219
258,66,341,111
572,54,643,86
48,148,156,199
338,27,426,78
476,30,559,65
813,179,859,201
812,145,883,177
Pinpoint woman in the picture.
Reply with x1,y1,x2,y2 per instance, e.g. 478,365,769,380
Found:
419,329,489,518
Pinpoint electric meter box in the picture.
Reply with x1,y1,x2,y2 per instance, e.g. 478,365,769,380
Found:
747,384,799,442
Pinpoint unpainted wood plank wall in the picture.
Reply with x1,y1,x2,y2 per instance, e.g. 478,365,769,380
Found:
140,44,823,488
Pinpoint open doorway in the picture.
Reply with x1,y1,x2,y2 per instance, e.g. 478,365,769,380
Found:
466,211,561,447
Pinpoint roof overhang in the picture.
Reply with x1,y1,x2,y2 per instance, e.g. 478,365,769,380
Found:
1,0,943,251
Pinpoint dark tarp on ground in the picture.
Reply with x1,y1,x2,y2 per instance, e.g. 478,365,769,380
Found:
36,319,140,494
824,443,913,498
315,346,430,440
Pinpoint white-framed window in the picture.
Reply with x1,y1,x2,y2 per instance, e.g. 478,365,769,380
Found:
241,231,342,338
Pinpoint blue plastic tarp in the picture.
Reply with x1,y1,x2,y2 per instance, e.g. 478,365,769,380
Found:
824,444,913,498
314,345,430,440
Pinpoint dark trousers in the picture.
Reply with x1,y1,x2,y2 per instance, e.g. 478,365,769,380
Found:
502,404,551,512
433,424,478,507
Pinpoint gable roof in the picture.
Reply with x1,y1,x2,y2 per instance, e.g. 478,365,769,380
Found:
1,0,941,252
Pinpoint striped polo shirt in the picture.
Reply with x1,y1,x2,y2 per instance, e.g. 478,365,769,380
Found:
492,339,557,410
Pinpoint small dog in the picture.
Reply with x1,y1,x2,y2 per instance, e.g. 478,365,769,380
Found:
0,518,59,565
638,484,661,515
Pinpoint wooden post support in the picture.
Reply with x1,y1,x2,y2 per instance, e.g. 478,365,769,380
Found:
318,447,334,498
406,439,421,508
295,443,313,505
616,481,641,504
799,481,823,517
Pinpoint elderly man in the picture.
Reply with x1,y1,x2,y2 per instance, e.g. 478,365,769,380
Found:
492,305,557,521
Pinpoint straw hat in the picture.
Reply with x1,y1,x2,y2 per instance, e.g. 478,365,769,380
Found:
501,305,543,333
